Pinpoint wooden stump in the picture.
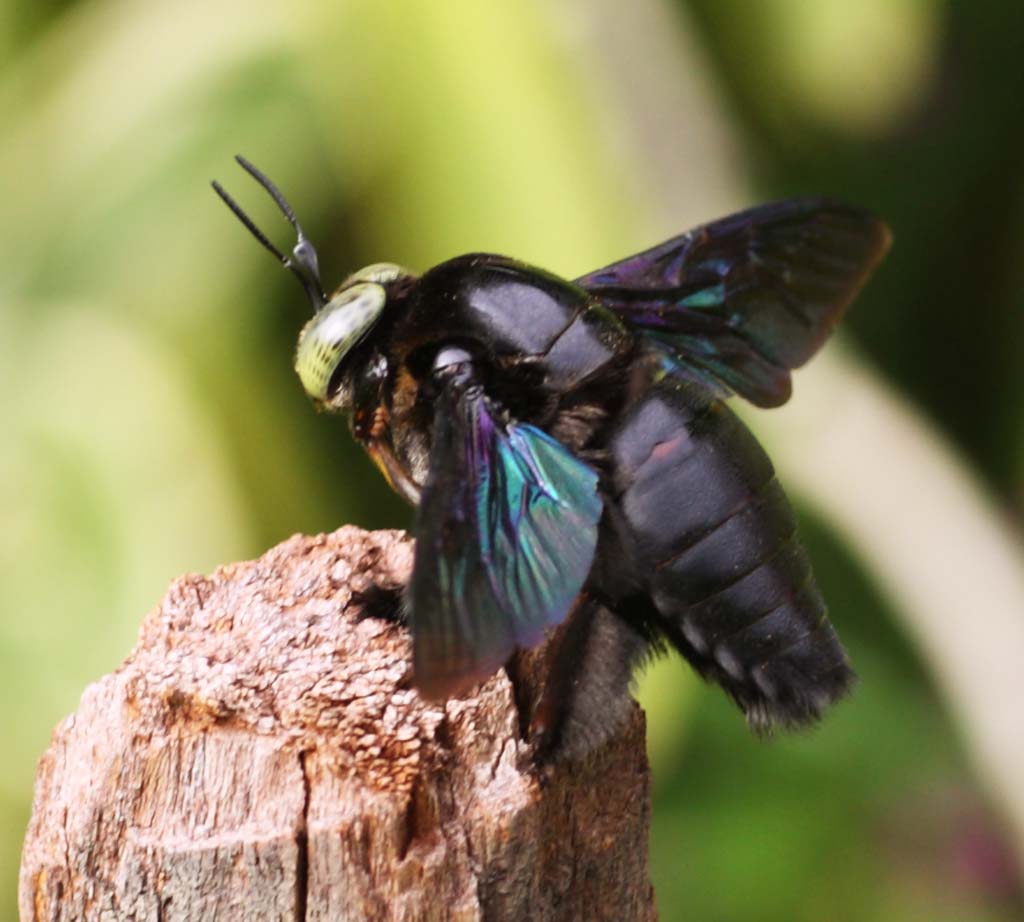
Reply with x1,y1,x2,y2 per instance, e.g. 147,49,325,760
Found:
19,527,655,921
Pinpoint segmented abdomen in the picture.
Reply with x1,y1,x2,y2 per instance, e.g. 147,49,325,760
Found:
605,374,854,728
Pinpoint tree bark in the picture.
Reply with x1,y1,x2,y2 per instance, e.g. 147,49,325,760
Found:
19,526,655,921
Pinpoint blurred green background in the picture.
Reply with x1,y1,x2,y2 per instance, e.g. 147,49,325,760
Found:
3,1,1024,919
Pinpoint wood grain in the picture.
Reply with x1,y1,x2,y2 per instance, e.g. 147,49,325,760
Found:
19,527,655,921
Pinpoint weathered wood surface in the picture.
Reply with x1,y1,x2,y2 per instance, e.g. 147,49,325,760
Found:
20,526,655,921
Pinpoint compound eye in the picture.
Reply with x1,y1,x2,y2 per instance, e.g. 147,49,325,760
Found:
294,282,386,401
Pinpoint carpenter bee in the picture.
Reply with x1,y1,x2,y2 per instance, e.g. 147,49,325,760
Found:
213,156,890,757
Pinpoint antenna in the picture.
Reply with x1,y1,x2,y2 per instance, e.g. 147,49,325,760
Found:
211,155,327,311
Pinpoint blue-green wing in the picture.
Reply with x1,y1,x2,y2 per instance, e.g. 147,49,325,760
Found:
409,375,603,700
575,199,890,407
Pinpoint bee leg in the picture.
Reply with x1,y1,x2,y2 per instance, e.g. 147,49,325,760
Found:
351,583,408,626
529,593,652,764
527,594,597,762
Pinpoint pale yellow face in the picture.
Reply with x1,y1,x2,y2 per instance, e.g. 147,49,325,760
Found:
293,263,409,403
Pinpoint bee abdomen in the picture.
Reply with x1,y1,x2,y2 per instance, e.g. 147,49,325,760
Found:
652,514,854,729
607,377,854,728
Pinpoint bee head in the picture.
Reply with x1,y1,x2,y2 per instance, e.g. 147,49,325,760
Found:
212,157,409,408
294,263,409,405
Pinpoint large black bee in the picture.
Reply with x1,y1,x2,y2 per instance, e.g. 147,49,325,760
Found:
213,156,890,757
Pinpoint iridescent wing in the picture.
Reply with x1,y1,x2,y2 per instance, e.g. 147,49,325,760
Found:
409,359,603,700
575,199,891,407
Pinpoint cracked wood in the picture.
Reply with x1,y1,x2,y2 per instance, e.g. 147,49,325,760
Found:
19,526,656,921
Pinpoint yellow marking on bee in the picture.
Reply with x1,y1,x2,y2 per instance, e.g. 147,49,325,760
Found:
366,437,421,506
370,406,390,440
366,440,399,492
341,262,411,287
294,282,387,400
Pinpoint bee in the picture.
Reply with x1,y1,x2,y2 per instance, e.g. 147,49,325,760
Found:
213,156,890,757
